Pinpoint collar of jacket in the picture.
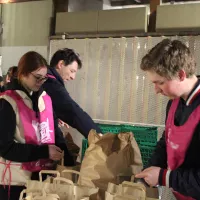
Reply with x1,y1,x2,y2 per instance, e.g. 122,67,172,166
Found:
5,78,43,114
47,67,65,86
6,78,43,98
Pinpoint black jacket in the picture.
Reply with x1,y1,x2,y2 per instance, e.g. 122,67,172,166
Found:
148,79,200,199
43,67,101,138
0,79,65,163
0,86,5,93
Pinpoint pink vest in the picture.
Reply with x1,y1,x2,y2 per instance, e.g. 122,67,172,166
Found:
47,74,56,79
165,98,200,200
2,90,55,172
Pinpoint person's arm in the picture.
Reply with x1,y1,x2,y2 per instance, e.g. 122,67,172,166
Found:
53,111,75,166
136,166,200,198
44,81,101,138
159,167,200,199
0,99,49,162
53,112,66,145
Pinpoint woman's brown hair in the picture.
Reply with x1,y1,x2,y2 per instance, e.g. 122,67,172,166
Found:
18,51,48,80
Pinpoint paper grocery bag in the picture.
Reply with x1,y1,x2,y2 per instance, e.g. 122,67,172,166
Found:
78,130,143,192
107,182,146,199
106,181,158,200
56,155,80,182
57,169,99,200
26,170,99,200
106,192,136,200
53,177,98,200
25,170,74,200
19,189,59,200
59,127,80,162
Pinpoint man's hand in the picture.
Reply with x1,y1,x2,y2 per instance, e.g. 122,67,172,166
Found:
135,166,161,187
58,119,69,128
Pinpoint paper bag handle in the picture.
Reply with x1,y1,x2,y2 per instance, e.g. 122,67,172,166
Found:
61,151,65,166
19,189,41,200
61,169,81,177
53,177,74,185
61,158,64,166
60,151,81,166
53,177,74,190
122,181,146,190
34,191,59,200
19,189,50,200
120,181,146,198
19,189,28,200
39,170,60,182
30,190,46,200
131,175,134,182
61,169,91,182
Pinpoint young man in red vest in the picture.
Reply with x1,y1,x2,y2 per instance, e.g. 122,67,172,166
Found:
136,39,200,200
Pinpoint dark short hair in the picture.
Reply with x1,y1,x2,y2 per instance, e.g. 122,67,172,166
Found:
140,39,196,79
7,66,18,81
18,51,47,80
50,48,82,69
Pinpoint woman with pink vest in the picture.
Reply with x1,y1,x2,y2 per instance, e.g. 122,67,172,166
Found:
0,51,63,200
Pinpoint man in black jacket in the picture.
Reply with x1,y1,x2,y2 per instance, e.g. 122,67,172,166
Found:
43,48,101,139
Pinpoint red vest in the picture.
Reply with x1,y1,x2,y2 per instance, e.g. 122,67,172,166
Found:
165,98,200,200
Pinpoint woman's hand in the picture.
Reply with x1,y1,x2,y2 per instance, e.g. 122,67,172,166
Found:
48,145,63,161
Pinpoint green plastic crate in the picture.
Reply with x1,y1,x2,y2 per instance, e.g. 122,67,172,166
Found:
96,124,158,147
81,124,158,165
97,123,121,134
81,139,156,166
121,125,158,146
81,138,88,161
140,145,156,167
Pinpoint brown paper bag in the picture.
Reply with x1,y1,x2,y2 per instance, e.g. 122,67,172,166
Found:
57,169,99,200
25,170,74,199
106,182,146,200
53,177,98,200
56,156,81,182
19,189,60,200
106,192,136,200
106,181,159,200
78,130,143,196
60,127,80,162
26,170,99,200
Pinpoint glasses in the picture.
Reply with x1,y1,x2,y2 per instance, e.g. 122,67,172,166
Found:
31,73,48,83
